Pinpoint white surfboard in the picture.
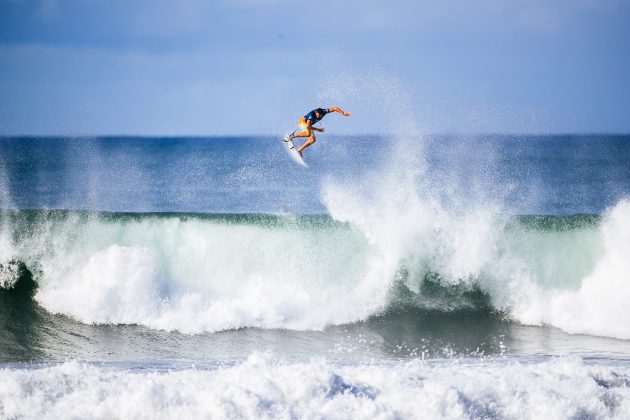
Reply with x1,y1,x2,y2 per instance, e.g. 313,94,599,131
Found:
283,136,308,167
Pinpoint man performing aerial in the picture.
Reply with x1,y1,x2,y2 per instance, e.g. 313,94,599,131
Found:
284,107,351,157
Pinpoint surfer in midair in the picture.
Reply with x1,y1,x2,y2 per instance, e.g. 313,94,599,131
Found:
284,107,351,157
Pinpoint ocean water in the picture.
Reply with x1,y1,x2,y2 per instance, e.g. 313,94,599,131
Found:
1,134,630,419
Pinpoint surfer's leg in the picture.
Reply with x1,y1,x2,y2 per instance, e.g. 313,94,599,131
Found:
297,133,316,156
290,119,310,139
292,129,310,138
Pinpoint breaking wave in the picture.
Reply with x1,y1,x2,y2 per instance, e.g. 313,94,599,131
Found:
0,201,628,339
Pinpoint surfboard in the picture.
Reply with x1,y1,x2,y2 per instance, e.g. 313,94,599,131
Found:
283,135,308,167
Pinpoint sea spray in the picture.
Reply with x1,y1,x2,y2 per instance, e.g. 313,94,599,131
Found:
316,75,629,338
321,144,629,338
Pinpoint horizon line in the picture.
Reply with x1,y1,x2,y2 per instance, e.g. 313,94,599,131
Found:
2,132,630,139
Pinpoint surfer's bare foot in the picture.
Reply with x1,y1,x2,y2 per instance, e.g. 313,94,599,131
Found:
297,150,303,157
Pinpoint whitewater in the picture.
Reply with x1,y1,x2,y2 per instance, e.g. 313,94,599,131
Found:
2,355,630,419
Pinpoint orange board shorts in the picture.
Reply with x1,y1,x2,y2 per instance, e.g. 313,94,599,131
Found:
296,118,309,133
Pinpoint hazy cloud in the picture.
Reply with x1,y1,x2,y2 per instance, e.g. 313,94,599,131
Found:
0,0,629,134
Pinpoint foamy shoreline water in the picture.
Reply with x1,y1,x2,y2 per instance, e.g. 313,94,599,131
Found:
2,354,630,419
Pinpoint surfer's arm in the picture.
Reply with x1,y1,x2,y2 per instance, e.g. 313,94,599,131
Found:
328,107,351,117
305,119,324,133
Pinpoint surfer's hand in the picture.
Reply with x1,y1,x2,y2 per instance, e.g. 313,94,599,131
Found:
343,111,351,116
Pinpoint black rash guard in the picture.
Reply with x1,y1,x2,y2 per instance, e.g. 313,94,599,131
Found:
303,108,329,124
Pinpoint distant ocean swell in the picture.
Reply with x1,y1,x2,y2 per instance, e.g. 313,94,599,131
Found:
0,198,629,339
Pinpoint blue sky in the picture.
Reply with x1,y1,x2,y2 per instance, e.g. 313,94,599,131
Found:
1,0,629,135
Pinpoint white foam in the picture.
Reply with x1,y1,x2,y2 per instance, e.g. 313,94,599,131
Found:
28,216,384,333
1,355,629,419
39,244,165,324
